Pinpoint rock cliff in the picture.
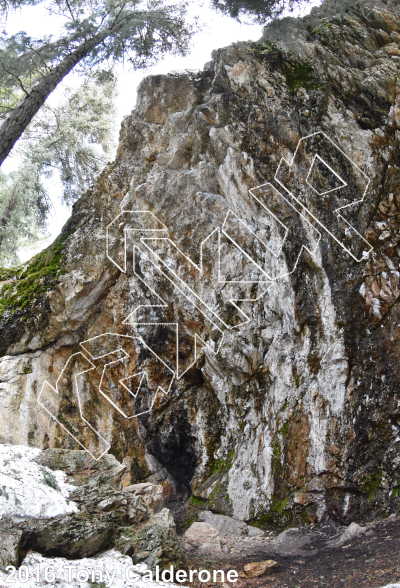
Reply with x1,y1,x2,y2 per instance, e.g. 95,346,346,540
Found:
0,0,399,530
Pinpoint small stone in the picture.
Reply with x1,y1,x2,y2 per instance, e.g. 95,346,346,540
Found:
184,522,221,551
244,560,279,577
330,522,366,547
375,29,391,45
97,496,124,511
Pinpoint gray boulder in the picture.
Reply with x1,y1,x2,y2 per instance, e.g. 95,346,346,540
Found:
199,510,264,537
0,445,181,572
34,448,126,490
123,482,164,513
116,508,181,572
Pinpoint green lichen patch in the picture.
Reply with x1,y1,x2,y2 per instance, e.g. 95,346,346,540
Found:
0,266,20,281
247,43,322,96
189,495,207,507
41,467,61,492
0,231,71,320
361,472,383,503
272,438,282,477
209,449,235,476
310,21,333,36
272,495,289,515
280,421,290,438
282,61,321,94
181,513,197,531
115,525,138,542
249,493,312,531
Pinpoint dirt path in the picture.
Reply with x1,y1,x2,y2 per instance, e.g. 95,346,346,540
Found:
177,515,400,588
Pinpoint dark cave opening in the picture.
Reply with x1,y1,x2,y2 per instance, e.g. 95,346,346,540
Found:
139,405,198,499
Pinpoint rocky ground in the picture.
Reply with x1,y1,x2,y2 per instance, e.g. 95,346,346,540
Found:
0,444,182,587
175,508,400,588
0,444,399,588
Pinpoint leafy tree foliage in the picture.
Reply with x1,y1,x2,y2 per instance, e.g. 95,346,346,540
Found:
0,72,116,264
211,0,307,23
0,0,194,166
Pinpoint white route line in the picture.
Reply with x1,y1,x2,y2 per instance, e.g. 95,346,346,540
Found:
38,334,175,459
38,131,373,459
248,182,322,280
306,153,347,196
80,332,175,403
123,247,207,378
139,237,263,329
38,352,111,461
106,210,168,273
274,131,372,262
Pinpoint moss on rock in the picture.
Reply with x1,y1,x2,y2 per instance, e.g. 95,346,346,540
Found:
282,60,321,94
0,231,71,320
115,509,181,572
360,472,383,504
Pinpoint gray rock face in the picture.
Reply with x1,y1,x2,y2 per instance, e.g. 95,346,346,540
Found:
118,508,182,571
0,518,22,571
21,514,112,559
199,511,246,535
0,446,180,571
0,0,399,530
123,482,164,513
34,448,127,490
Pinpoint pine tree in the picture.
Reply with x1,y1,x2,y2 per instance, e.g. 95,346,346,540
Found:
211,0,306,23
0,72,117,264
0,0,193,167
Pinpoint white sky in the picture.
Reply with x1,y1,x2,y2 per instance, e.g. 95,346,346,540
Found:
3,0,321,262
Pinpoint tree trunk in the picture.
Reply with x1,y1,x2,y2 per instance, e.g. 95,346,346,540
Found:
0,32,107,168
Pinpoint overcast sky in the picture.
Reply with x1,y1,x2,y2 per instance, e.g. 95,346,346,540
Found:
3,0,321,261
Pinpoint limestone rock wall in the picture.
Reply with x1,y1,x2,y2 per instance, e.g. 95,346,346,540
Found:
0,0,399,528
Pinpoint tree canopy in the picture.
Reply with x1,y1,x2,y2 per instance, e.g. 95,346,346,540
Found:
0,0,194,167
0,0,194,264
0,72,116,263
211,0,307,23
